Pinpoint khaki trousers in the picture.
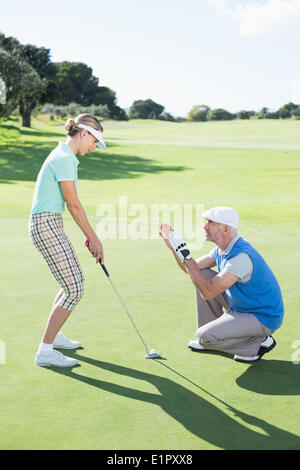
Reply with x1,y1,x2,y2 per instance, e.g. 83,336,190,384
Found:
195,269,274,356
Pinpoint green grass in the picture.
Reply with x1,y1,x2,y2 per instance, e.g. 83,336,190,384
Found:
0,116,300,450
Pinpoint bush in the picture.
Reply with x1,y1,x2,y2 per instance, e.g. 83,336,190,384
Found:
187,105,210,122
277,102,299,119
208,108,234,121
159,112,176,122
237,110,255,120
129,99,164,119
40,102,111,119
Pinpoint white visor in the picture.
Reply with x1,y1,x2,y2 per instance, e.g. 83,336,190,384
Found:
78,123,107,150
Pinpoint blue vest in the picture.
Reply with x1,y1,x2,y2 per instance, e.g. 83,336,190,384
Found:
215,237,284,330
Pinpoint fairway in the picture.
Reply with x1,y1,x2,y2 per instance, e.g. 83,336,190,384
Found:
0,117,300,450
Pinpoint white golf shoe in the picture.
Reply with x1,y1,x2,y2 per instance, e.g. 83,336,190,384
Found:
35,350,78,368
233,336,276,364
188,340,205,351
53,332,81,350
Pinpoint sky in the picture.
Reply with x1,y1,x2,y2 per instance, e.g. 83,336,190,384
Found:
1,0,300,117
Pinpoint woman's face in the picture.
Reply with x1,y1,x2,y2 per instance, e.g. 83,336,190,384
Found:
78,130,99,155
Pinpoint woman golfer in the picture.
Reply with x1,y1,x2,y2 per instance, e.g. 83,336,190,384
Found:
29,114,106,367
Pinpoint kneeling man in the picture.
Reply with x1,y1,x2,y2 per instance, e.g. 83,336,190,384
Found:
160,206,284,363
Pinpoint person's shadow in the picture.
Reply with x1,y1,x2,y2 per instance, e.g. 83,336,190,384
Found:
236,359,300,395
50,352,300,450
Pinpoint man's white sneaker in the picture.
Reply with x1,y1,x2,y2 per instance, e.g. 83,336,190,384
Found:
234,336,276,364
53,332,81,350
233,353,260,363
257,335,276,356
35,350,78,368
259,335,275,349
188,340,205,352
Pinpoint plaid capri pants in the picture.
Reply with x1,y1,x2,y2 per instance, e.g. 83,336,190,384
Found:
28,212,84,311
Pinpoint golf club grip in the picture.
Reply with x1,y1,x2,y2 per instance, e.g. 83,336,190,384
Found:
85,239,110,277
99,260,110,277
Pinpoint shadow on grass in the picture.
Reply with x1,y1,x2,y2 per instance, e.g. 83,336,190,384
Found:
0,141,189,183
19,127,64,139
236,359,300,395
50,352,300,450
0,123,65,141
0,124,21,135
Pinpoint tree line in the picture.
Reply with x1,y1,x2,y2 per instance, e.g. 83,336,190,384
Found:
1,31,299,127
0,32,126,126
186,103,300,122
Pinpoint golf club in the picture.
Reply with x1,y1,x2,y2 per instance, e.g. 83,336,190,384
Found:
85,239,161,359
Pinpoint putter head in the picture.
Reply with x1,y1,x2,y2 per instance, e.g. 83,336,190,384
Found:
145,349,161,359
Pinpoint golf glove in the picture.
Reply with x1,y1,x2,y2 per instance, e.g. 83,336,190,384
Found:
169,230,192,263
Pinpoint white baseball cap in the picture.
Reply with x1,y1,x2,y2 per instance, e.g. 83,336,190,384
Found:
78,123,107,150
202,206,239,229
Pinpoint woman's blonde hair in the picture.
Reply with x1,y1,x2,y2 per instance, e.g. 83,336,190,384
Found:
65,114,103,136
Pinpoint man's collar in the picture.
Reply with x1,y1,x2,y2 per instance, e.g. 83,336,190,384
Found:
220,234,240,256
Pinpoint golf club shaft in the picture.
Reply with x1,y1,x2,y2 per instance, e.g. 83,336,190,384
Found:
85,239,149,354
105,274,149,355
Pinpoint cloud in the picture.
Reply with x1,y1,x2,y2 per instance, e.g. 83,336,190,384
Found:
239,0,300,37
207,0,300,37
206,0,240,19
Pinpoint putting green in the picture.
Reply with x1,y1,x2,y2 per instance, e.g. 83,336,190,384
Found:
0,117,299,450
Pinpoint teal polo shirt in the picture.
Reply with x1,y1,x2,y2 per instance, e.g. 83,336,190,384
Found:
31,142,79,214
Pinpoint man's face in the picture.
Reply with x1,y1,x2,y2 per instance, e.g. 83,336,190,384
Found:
203,219,224,243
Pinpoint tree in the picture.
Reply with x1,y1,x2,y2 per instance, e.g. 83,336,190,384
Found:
53,61,99,106
0,32,127,123
0,45,46,126
277,102,299,119
52,63,127,119
0,77,5,106
0,32,48,126
129,99,164,119
265,110,279,119
160,112,176,122
257,107,270,119
187,105,210,121
18,63,47,127
237,110,255,120
208,108,234,121
0,33,24,115
93,86,127,120
93,86,116,108
0,47,21,116
291,106,300,117
21,43,59,104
